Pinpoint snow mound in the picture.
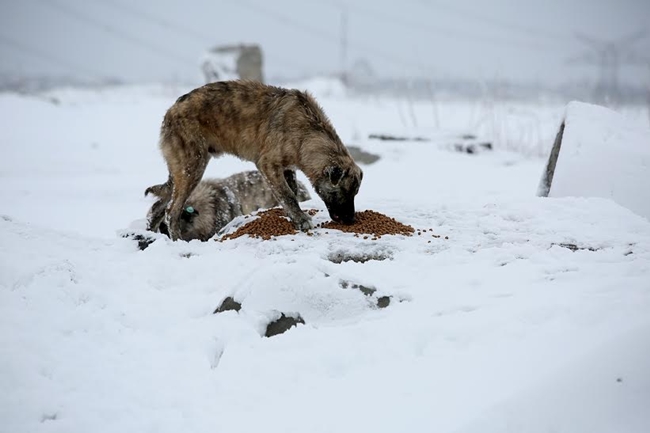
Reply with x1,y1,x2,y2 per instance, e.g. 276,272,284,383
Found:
544,101,650,220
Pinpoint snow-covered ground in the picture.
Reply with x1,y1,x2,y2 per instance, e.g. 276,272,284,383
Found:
1,82,649,433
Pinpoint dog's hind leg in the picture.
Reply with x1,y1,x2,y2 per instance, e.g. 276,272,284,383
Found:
145,176,172,232
147,198,169,232
163,140,210,241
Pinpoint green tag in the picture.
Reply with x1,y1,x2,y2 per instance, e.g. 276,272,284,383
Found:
185,206,195,213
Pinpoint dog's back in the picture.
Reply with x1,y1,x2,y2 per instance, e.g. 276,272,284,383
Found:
217,171,310,215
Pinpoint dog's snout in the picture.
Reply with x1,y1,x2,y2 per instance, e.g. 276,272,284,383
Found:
339,212,355,224
327,203,355,225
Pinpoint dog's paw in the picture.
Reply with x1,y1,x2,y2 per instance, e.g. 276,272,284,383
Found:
295,213,314,231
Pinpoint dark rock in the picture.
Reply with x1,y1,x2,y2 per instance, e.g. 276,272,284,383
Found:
346,145,381,165
376,296,391,308
214,296,242,314
328,250,392,264
355,284,376,296
368,133,430,142
339,280,377,296
122,232,157,251
554,243,598,252
338,280,393,309
453,141,493,154
265,314,305,337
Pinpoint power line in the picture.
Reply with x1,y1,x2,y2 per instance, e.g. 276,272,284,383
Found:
294,0,573,81
33,0,197,66
568,30,648,102
0,32,105,79
233,0,337,43
91,0,316,73
231,0,446,74
414,0,567,43
312,0,562,53
94,0,209,44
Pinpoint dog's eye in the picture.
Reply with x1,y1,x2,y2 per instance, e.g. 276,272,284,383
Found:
328,166,344,185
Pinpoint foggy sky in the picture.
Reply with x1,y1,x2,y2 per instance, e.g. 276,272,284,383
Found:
1,0,649,87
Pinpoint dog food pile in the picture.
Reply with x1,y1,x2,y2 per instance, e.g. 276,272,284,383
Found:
220,208,423,241
220,208,297,241
320,210,414,238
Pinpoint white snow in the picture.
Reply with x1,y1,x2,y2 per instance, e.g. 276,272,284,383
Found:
458,324,650,433
547,101,650,220
1,84,649,433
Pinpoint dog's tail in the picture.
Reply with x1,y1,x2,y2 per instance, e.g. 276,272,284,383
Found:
144,176,172,198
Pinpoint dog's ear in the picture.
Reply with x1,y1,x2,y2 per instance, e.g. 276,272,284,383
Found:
325,166,344,186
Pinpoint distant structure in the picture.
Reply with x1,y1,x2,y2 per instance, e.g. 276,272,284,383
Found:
568,30,648,104
347,58,376,89
201,44,264,83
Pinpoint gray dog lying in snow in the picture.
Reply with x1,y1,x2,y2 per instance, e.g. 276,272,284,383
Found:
147,170,311,241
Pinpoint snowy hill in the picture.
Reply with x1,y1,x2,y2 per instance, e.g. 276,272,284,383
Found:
1,84,649,433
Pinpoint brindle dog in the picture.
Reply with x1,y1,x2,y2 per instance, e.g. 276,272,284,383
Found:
145,80,362,240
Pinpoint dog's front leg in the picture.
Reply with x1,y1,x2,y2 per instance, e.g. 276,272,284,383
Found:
258,160,313,230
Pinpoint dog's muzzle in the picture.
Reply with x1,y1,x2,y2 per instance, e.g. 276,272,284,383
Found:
328,204,355,225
